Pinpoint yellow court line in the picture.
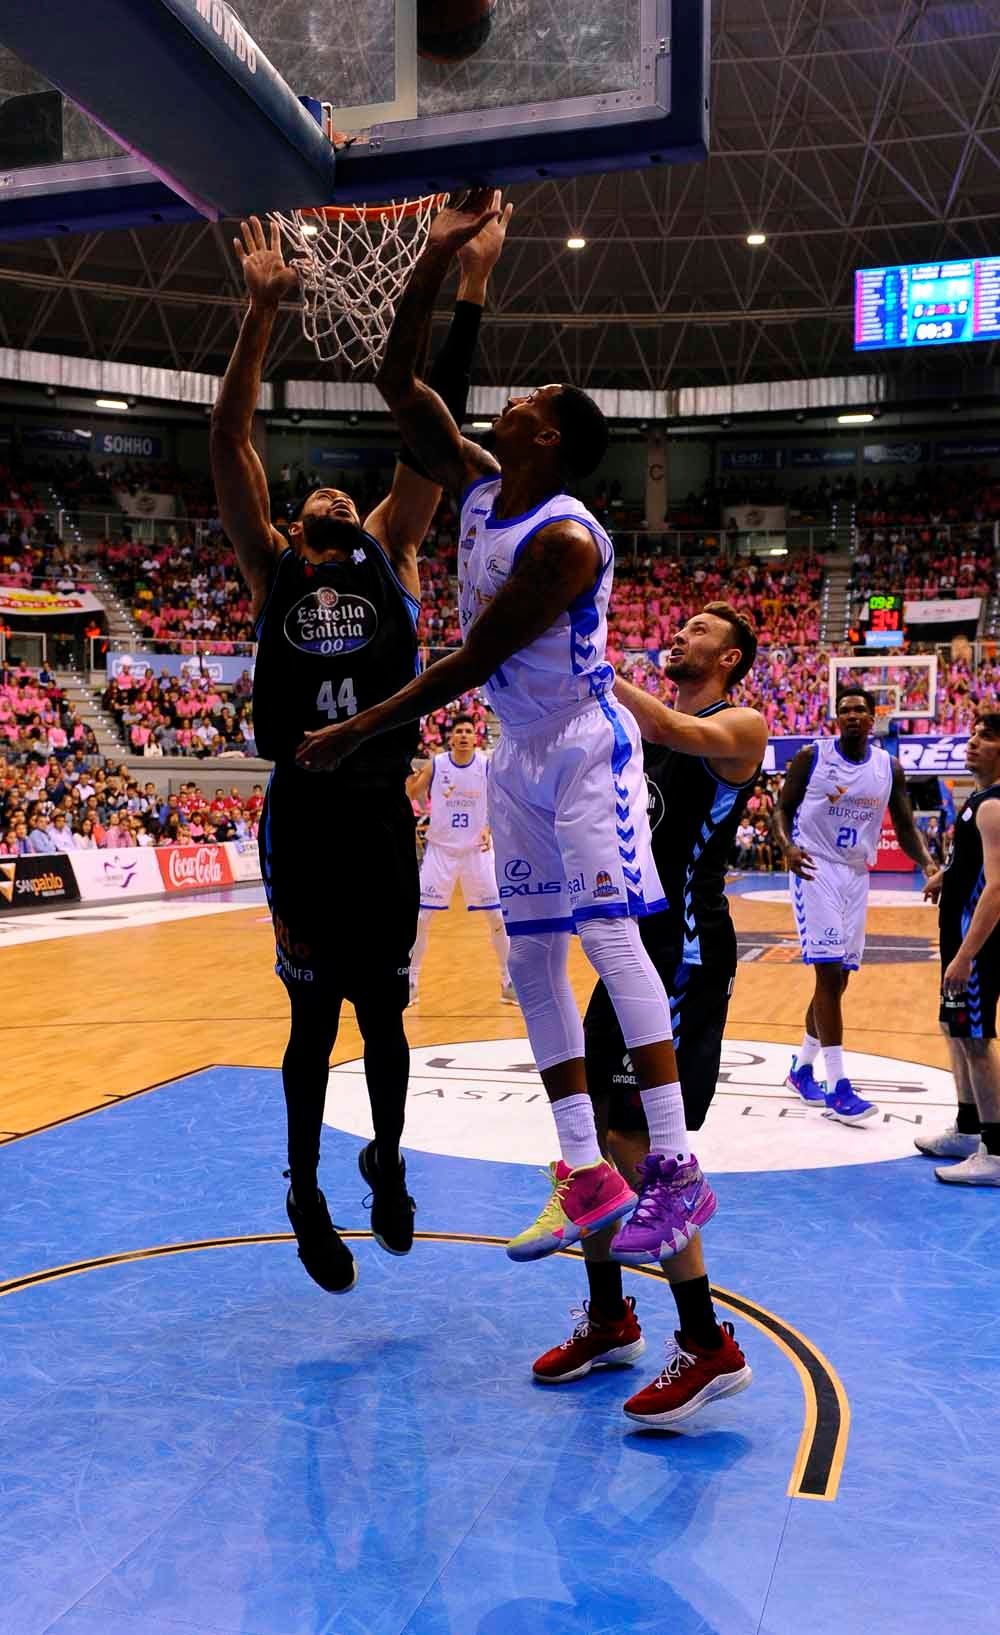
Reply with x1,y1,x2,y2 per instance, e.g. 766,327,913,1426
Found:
0,1231,849,1500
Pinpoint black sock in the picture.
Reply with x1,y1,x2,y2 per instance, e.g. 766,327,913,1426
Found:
956,1102,982,1136
671,1275,723,1349
980,1122,1000,1156
585,1258,625,1322
355,998,410,1173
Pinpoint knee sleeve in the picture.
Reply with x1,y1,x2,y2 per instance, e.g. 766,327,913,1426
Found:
577,917,672,1050
507,933,585,1071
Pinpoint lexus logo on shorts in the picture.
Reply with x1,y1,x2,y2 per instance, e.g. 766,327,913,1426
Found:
505,858,531,881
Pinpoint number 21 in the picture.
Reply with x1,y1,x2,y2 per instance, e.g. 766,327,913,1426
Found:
836,826,858,850
316,678,358,721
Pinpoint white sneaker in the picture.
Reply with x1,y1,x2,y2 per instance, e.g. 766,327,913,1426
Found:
914,1123,981,1159
500,982,518,1006
935,1143,1000,1186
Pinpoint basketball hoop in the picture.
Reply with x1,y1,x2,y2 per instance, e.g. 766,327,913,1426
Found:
272,193,447,371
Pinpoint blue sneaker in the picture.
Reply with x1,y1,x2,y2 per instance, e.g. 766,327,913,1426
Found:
786,1058,826,1105
823,1079,877,1125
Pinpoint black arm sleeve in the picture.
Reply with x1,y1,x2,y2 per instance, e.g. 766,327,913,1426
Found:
397,299,483,478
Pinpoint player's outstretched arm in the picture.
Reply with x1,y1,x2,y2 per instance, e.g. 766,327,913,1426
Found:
773,746,816,878
364,204,512,598
888,759,936,876
375,190,505,496
943,802,1000,990
296,519,600,772
612,677,766,781
210,217,295,617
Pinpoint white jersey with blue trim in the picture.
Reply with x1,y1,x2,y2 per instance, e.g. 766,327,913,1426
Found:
426,749,490,850
457,478,614,729
793,736,894,872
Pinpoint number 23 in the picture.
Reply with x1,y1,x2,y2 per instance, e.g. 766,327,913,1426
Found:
316,678,358,721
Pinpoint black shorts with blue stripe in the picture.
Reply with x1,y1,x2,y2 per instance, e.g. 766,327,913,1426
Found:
583,946,735,1134
939,935,1000,1041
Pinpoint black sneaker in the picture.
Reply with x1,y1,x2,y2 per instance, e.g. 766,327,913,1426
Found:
285,1181,357,1293
358,1141,416,1256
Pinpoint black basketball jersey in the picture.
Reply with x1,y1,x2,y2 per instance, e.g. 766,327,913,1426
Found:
641,702,760,969
940,782,1000,948
252,537,419,779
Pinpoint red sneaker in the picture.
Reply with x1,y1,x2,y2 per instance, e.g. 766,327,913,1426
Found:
623,1322,752,1426
532,1296,646,1384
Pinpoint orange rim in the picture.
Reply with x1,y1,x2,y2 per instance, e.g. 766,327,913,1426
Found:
301,192,448,225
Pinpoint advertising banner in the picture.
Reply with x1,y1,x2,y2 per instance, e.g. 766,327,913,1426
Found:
724,504,787,532
903,597,981,625
156,843,234,893
785,447,856,468
0,585,104,617
108,651,254,685
226,839,262,883
20,426,92,449
762,735,816,774
0,853,79,910
871,812,915,873
310,446,394,469
895,735,969,775
719,447,784,472
98,432,162,459
114,489,176,519
862,441,930,466
71,848,163,901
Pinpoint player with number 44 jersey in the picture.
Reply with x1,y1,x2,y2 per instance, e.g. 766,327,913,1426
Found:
775,688,935,1124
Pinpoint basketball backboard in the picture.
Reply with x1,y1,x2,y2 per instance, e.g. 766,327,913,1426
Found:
0,0,708,239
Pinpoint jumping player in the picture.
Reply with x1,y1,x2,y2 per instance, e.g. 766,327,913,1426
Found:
297,190,716,1265
210,212,507,1292
532,605,764,1425
774,689,935,1123
917,713,1000,1185
405,714,515,1006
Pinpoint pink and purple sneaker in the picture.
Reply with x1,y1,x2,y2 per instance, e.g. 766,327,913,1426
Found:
610,1153,717,1264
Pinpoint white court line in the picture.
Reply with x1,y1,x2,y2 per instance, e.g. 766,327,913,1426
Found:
0,891,266,950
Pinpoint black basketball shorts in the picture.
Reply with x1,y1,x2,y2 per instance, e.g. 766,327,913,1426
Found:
583,949,735,1134
260,768,418,1009
939,933,1000,1041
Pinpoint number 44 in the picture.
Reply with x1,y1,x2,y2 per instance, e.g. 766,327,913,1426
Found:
316,678,358,721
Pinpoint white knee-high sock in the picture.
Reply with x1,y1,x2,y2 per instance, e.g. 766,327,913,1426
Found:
798,1033,821,1067
486,909,510,985
823,1044,845,1088
409,909,433,987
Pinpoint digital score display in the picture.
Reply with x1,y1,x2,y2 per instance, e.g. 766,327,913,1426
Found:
855,257,1000,351
850,593,905,649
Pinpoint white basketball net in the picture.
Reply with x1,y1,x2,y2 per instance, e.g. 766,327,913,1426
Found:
271,195,445,371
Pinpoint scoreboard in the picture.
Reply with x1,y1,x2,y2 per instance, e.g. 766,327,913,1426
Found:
855,257,1000,351
851,594,905,648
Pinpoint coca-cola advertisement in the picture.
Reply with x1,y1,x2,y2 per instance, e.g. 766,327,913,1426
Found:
156,844,235,893
871,812,915,874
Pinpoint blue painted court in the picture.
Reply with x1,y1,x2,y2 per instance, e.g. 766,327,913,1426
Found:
3,1063,996,1635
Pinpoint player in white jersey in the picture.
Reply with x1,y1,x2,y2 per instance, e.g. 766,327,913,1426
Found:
298,190,717,1270
406,714,514,1005
775,688,935,1123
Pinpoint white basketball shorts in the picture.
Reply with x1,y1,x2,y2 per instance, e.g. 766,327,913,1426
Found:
488,695,666,938
790,861,870,972
419,842,501,912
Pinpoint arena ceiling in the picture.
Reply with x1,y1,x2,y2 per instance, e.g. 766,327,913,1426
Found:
1,0,1000,394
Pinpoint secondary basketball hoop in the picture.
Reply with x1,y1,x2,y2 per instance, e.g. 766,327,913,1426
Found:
272,192,447,371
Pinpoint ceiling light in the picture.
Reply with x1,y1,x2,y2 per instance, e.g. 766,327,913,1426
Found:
95,398,128,410
471,420,492,430
72,429,92,439
837,412,874,425
566,236,586,251
301,223,319,237
746,232,766,247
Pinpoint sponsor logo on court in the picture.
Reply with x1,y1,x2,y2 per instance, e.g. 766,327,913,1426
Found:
325,1036,953,1172
735,928,935,964
284,588,378,656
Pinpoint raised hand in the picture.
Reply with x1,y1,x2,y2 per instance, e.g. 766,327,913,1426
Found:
427,187,503,258
458,193,514,279
233,216,300,309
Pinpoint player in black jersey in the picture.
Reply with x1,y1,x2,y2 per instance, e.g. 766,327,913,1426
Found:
532,603,767,1426
916,712,1000,1186
210,213,509,1292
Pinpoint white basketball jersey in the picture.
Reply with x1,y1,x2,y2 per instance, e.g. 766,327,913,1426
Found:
426,749,490,850
793,737,894,872
458,477,615,729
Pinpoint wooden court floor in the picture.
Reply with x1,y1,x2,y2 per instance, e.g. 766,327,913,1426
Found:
0,888,946,1144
